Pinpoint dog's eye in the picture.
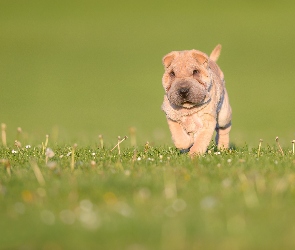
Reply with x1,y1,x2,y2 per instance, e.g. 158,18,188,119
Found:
169,71,175,78
193,69,199,76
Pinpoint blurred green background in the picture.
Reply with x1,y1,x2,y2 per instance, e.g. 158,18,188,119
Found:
1,0,295,146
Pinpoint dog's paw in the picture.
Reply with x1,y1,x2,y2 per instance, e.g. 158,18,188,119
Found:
179,146,192,154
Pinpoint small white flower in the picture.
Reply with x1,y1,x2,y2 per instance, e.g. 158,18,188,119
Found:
137,157,141,161
66,152,72,157
200,196,217,210
91,152,96,156
222,178,232,188
25,145,31,149
45,148,55,158
172,199,187,212
80,199,93,212
12,150,18,154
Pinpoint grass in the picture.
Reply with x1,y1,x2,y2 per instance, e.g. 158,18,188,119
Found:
1,137,295,250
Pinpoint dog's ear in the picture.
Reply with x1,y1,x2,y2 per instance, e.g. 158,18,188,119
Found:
162,52,177,68
209,44,222,62
191,50,208,68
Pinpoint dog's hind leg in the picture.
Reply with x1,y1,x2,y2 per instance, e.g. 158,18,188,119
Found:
216,89,232,149
215,124,231,149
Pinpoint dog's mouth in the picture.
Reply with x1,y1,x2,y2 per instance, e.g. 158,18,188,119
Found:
181,97,206,108
167,93,207,108
182,101,197,108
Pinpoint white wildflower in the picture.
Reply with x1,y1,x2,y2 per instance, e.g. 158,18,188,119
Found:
200,196,217,210
45,148,55,158
172,199,187,212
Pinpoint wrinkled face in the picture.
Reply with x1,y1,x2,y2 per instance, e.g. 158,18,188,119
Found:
162,50,211,108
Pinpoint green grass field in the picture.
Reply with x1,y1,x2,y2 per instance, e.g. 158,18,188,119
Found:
1,0,295,249
1,140,295,249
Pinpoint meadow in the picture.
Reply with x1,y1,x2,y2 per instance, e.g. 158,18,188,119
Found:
1,0,295,249
0,136,295,249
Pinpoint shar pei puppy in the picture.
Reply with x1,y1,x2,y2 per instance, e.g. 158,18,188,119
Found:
161,45,232,156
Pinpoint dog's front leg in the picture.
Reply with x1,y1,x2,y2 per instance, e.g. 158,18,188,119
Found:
215,89,232,149
189,114,216,156
167,118,193,150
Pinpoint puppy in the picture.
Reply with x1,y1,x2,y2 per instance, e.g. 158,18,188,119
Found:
161,45,232,156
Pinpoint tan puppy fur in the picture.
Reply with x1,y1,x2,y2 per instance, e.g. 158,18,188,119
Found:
161,45,232,156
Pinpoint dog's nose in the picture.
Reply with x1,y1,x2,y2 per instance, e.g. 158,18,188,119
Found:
178,87,189,98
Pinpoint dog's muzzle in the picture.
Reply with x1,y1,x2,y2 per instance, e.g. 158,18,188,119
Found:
168,80,207,108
